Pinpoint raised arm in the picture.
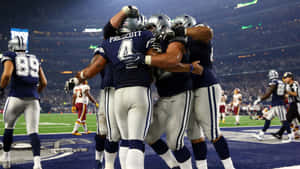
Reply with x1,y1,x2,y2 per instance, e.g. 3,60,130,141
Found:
37,67,47,93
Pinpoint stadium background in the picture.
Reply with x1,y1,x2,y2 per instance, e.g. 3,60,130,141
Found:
0,0,300,168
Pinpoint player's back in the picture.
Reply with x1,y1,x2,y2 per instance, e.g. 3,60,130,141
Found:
1,51,40,99
270,79,286,106
188,38,218,88
154,39,192,97
100,30,153,89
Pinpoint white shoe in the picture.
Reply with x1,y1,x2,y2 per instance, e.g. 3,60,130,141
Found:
33,156,42,169
282,134,294,143
253,132,264,141
2,152,11,169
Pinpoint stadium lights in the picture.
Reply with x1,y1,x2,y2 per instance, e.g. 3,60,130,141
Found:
82,28,103,33
235,0,258,9
61,71,73,74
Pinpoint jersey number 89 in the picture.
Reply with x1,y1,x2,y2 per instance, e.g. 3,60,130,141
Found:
15,55,39,78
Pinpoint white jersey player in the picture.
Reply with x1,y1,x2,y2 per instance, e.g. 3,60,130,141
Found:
219,91,227,123
72,81,98,136
232,88,242,125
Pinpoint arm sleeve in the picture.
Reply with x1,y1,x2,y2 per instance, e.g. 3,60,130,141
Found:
103,21,118,40
1,51,15,64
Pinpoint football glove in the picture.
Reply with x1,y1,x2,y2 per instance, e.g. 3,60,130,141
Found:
0,87,5,98
121,53,146,67
95,103,99,108
72,106,76,113
172,25,186,37
122,5,139,18
64,78,79,93
253,97,261,105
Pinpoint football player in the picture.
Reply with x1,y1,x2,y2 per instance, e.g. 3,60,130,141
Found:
0,37,47,169
99,7,203,169
253,70,293,142
172,14,236,169
232,88,242,125
220,90,227,123
271,72,300,140
71,80,98,135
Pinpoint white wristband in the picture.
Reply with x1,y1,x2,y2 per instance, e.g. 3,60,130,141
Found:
80,71,86,80
145,55,152,65
184,28,187,36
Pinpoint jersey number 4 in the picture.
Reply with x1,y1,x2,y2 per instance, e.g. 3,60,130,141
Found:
118,39,133,61
15,55,39,78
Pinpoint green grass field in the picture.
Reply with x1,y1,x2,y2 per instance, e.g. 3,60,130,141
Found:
0,113,281,135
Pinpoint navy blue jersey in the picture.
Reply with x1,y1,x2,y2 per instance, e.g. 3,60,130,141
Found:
94,47,114,88
1,51,40,99
99,31,153,89
187,38,218,89
154,39,193,97
269,79,286,106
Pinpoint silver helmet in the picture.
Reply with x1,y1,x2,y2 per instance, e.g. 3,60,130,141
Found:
119,15,146,34
146,14,171,34
8,36,27,51
268,69,279,80
172,14,197,28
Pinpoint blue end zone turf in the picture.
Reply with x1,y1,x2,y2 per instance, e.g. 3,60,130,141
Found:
1,126,300,169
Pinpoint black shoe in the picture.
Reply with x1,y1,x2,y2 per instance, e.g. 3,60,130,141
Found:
271,133,282,140
94,160,103,169
172,167,181,169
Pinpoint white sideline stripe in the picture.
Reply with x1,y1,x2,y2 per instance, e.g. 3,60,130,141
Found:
273,165,300,169
13,132,96,136
221,125,280,128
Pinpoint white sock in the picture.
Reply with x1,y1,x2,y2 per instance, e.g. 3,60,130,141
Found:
259,131,264,136
126,149,144,169
104,151,117,169
95,150,103,161
160,149,179,168
33,156,42,167
221,157,235,169
179,157,193,169
235,115,240,123
119,146,129,169
82,124,88,132
2,151,10,160
196,159,208,169
72,122,80,133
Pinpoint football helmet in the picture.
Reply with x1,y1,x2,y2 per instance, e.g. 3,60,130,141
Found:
172,14,197,28
146,14,171,35
119,14,146,34
8,36,26,51
268,69,279,80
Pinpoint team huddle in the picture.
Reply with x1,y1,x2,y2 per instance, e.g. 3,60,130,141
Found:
64,6,235,169
2,4,298,169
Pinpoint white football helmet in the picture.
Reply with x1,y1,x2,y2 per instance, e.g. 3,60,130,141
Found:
8,36,27,52
268,69,279,80
172,14,197,28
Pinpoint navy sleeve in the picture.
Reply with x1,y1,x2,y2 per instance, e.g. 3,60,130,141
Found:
1,51,16,64
143,31,155,50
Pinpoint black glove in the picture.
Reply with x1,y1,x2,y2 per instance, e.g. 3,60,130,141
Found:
172,25,186,37
64,78,78,93
0,88,5,98
158,28,175,41
122,53,146,68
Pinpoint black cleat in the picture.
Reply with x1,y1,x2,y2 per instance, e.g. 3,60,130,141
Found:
271,133,282,140
172,167,181,169
94,160,103,169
